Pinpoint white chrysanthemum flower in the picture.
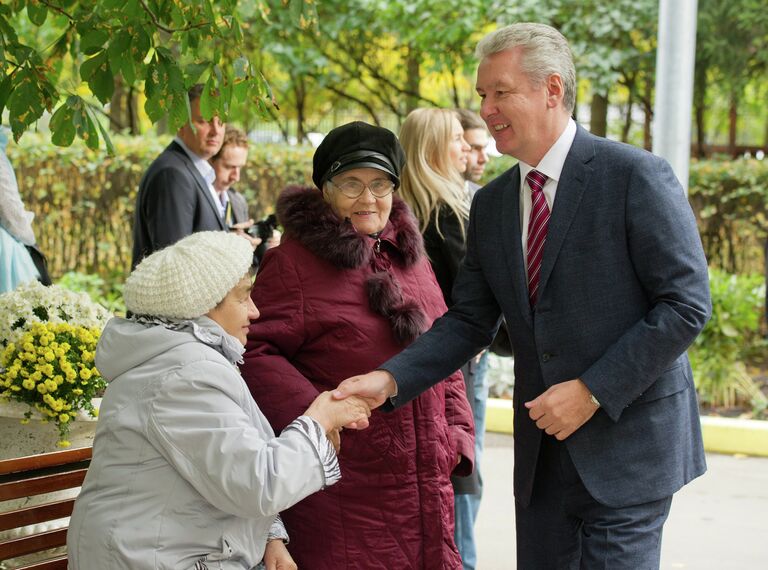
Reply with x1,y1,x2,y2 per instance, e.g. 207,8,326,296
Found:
0,281,111,345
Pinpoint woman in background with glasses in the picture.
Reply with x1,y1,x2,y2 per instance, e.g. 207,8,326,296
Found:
240,121,474,570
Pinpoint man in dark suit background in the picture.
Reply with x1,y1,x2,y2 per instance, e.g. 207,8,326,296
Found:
336,23,711,569
131,84,226,269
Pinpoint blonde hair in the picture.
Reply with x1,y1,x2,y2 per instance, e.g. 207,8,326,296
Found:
398,108,469,237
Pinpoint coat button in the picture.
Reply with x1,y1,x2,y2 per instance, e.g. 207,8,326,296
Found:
542,353,551,363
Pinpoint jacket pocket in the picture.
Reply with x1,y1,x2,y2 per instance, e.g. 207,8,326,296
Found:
631,362,692,406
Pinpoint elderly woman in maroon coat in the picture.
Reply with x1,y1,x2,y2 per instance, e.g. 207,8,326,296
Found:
240,122,474,569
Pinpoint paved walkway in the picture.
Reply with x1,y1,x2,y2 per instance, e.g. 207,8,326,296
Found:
475,433,768,570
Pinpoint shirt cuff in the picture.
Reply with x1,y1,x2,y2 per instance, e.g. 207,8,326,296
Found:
267,514,289,543
284,416,341,487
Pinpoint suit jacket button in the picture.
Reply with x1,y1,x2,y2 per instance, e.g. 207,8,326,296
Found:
542,353,551,363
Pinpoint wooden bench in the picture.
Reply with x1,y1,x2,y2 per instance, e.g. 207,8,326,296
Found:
0,447,92,570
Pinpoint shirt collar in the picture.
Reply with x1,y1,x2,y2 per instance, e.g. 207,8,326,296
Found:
174,136,216,186
519,118,577,184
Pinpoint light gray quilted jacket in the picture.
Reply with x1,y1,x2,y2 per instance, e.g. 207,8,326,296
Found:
68,317,336,570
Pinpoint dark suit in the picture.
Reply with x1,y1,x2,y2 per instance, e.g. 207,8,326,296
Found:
131,141,226,269
383,126,711,566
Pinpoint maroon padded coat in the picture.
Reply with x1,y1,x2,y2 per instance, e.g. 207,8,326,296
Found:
240,186,474,570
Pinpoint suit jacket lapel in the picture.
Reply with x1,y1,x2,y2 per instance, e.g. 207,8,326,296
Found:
500,164,534,327
169,141,226,230
537,126,595,298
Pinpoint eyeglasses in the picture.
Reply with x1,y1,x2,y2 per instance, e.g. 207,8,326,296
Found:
328,178,396,199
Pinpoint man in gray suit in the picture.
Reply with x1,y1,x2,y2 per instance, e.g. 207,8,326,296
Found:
336,23,711,569
131,85,226,269
210,126,259,246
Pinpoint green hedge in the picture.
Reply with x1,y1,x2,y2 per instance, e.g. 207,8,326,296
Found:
7,136,768,283
7,134,313,280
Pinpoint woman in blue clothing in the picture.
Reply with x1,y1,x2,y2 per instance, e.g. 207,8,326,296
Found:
0,127,40,293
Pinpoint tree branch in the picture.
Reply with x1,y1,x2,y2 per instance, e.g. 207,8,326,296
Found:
137,0,212,34
39,0,75,21
323,84,381,125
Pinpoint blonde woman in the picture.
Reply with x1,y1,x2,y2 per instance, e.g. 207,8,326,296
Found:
398,108,472,305
398,107,484,568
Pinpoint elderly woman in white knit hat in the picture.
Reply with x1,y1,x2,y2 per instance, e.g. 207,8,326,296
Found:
67,231,371,570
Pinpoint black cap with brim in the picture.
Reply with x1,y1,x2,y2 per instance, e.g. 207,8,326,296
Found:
312,122,406,189
323,150,399,187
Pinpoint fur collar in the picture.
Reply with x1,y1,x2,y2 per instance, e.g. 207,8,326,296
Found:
275,186,427,344
276,186,424,269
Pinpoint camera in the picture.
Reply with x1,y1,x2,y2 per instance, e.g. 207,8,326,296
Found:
233,214,278,264
244,214,278,243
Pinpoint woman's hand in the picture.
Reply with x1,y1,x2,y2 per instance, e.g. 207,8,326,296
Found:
327,427,342,453
304,391,371,433
263,539,297,570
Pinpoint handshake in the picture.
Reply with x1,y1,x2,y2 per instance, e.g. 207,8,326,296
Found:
303,370,398,451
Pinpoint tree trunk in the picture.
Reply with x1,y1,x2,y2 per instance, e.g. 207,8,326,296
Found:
405,47,420,114
621,91,634,143
590,93,608,138
294,76,307,144
643,78,653,150
109,76,126,132
693,62,707,158
728,91,738,157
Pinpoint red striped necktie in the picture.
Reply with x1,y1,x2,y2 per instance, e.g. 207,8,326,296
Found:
526,169,550,307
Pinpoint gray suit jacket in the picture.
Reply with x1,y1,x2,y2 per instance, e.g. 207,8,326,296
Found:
383,126,711,508
227,188,250,225
131,141,226,269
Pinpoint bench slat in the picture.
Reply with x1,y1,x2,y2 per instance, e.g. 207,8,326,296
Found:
0,527,68,559
0,448,92,476
0,469,87,501
0,446,92,566
16,555,69,570
0,498,75,532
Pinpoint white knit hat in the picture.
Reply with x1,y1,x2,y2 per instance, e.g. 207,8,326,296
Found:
124,231,254,319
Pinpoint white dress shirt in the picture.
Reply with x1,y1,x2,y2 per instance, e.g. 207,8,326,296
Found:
518,119,577,270
173,137,225,218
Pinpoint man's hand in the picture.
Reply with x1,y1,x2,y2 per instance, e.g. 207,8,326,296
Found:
333,370,398,415
263,539,297,570
230,219,262,251
524,379,599,441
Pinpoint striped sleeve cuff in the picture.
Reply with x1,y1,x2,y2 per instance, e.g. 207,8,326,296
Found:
284,416,341,487
267,514,289,543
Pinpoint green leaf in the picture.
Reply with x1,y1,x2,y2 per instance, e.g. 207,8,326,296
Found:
7,69,46,141
107,31,132,82
199,76,217,120
0,12,19,44
88,107,115,156
184,62,209,87
233,56,248,79
80,51,114,104
26,1,47,26
72,104,100,150
0,74,12,118
49,102,76,147
80,29,109,56
130,27,151,63
720,323,739,338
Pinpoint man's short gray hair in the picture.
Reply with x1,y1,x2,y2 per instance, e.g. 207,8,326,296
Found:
475,23,576,114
